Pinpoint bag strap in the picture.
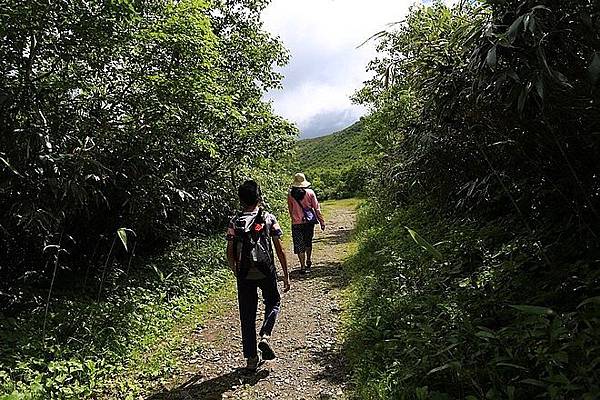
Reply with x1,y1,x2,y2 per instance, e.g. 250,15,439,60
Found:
235,209,264,233
293,195,307,210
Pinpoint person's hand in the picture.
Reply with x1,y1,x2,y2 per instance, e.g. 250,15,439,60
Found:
283,274,291,292
320,223,326,231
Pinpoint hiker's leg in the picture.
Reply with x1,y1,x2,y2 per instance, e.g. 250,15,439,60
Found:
258,273,281,337
304,224,315,266
297,251,306,269
237,278,259,359
292,224,306,270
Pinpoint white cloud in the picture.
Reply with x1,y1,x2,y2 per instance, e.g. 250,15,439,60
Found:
262,0,417,138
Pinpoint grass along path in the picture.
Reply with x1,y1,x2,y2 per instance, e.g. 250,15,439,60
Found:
147,198,359,400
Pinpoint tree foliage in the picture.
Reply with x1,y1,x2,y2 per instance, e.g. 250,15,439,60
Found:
347,0,600,398
356,0,600,233
0,0,295,306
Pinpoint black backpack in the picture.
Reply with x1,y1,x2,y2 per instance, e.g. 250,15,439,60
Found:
233,209,274,278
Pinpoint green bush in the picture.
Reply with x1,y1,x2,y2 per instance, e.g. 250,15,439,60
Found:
0,0,295,301
346,2,600,396
306,163,371,200
344,200,600,399
0,236,232,399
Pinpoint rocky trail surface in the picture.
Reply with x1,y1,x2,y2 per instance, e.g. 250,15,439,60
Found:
148,199,358,400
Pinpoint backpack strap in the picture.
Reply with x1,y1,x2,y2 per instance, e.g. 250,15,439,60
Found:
255,208,265,224
250,208,268,238
232,211,243,233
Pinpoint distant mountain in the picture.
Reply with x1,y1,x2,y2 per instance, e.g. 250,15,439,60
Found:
294,120,371,200
296,121,368,171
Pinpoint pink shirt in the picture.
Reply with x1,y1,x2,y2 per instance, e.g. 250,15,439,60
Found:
287,188,325,225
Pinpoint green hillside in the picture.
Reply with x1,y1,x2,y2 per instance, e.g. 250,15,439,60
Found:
295,121,371,200
296,121,368,170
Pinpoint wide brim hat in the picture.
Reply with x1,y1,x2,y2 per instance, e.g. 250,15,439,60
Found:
291,173,311,188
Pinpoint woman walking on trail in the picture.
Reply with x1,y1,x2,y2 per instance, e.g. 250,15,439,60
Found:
288,173,325,274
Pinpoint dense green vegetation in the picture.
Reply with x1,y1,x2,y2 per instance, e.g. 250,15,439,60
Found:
3,0,600,398
1,238,232,398
0,0,294,293
0,0,294,397
344,0,600,399
296,122,371,200
297,122,367,171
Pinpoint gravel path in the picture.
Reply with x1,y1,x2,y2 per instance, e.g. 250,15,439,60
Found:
148,200,357,400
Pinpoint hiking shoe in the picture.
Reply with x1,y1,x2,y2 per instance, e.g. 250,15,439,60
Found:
245,355,262,372
258,336,276,360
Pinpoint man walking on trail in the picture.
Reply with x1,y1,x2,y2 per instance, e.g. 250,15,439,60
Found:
226,180,291,372
288,173,325,274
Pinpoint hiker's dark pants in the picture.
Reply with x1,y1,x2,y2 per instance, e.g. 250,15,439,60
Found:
237,271,281,358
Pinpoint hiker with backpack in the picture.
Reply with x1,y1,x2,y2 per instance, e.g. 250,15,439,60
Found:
288,173,326,274
226,180,291,371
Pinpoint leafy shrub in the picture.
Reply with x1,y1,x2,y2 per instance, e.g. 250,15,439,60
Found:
306,163,372,200
345,0,600,398
344,201,600,399
0,236,232,399
0,0,295,304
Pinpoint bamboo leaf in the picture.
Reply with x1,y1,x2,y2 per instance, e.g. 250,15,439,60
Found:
43,245,60,253
476,330,497,339
405,227,443,260
577,296,600,309
486,46,497,68
553,70,572,88
426,361,460,376
531,5,550,12
117,228,128,251
535,78,544,101
588,53,600,84
510,305,555,316
507,15,524,41
496,362,528,370
517,87,527,114
0,156,23,177
521,378,547,387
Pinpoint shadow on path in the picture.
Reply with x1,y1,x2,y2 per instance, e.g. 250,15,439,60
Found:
148,369,270,400
312,228,353,247
311,346,348,385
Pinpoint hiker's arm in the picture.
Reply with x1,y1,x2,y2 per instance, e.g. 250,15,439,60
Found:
312,193,326,229
273,237,290,292
287,194,294,217
226,241,236,273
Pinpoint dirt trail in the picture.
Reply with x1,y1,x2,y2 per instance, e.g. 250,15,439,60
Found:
148,199,358,400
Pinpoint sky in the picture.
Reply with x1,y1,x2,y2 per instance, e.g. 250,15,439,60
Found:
262,0,417,139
